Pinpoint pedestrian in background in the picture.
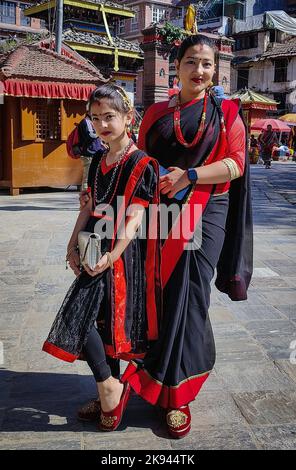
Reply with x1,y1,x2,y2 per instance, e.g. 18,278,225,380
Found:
258,124,278,169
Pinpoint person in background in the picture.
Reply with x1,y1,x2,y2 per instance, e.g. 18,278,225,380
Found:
258,124,278,169
78,109,105,189
249,134,259,164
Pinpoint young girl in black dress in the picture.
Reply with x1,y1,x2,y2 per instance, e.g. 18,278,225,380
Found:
42,84,161,431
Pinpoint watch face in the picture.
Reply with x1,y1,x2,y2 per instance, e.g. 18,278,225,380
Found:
188,169,197,182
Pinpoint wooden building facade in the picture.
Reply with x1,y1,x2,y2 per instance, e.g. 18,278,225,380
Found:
0,43,106,195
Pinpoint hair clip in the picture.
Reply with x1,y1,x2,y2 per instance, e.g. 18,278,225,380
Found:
115,88,132,110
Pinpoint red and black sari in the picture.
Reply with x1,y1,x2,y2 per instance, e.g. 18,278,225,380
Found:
121,93,253,409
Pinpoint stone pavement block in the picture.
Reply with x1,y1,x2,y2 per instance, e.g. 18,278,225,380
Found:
232,390,296,426
243,319,296,336
30,294,65,314
215,361,295,392
0,309,29,330
170,424,258,450
22,231,53,240
189,390,247,427
265,266,296,277
23,310,58,330
1,399,85,433
259,288,296,306
250,424,296,450
82,431,172,450
284,277,296,288
264,258,296,268
250,278,290,289
115,402,161,433
252,267,280,278
251,334,295,361
274,360,296,385
214,289,268,306
200,370,225,392
214,335,268,364
212,323,268,364
274,305,296,323
0,331,21,369
209,306,236,323
0,275,35,286
8,371,83,401
0,432,81,450
228,305,286,322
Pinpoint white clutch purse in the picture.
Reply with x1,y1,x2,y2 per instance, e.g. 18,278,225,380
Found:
78,231,102,271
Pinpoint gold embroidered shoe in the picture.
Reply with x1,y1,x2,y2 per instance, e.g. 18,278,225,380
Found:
166,405,191,439
77,398,101,422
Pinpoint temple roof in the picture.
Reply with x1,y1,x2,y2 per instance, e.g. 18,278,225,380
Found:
63,28,143,56
230,89,278,106
25,0,135,18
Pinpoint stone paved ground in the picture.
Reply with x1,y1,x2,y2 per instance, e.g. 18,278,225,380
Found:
0,162,296,450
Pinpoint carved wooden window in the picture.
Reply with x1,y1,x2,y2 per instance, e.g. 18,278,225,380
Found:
35,100,61,141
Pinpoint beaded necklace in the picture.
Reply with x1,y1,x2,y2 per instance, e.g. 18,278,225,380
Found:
94,139,133,210
173,92,208,148
173,91,227,150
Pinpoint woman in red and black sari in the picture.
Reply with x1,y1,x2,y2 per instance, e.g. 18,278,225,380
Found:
121,34,253,438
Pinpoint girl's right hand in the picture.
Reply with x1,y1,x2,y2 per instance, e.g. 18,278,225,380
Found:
68,250,81,277
79,190,90,210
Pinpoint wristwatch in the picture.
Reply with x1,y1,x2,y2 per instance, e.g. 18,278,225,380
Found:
187,168,198,184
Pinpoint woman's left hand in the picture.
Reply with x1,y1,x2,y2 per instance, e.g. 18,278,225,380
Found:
159,167,190,199
84,254,111,277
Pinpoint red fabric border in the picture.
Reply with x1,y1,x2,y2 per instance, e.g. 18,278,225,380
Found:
121,362,210,409
129,196,149,208
111,156,160,350
105,344,146,361
4,79,96,100
42,341,78,363
113,255,128,353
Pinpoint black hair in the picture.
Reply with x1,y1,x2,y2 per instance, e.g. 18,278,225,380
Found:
176,34,216,63
88,83,132,115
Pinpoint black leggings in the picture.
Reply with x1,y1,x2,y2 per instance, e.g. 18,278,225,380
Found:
82,326,120,382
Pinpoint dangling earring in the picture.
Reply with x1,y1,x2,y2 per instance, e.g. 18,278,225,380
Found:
207,81,214,93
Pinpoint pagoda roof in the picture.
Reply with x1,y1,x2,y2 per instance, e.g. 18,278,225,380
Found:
25,0,135,19
63,28,143,59
230,88,278,109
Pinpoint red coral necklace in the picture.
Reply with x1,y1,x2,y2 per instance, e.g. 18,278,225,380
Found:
173,92,208,148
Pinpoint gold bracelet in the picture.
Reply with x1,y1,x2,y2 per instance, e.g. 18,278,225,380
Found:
222,158,241,181
106,252,114,270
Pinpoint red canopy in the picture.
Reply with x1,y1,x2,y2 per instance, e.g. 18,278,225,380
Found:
3,79,96,101
251,118,291,132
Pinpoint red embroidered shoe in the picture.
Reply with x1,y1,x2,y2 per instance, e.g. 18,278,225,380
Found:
99,382,131,432
166,405,191,439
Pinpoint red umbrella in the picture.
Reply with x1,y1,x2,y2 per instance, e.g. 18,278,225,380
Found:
251,118,291,132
